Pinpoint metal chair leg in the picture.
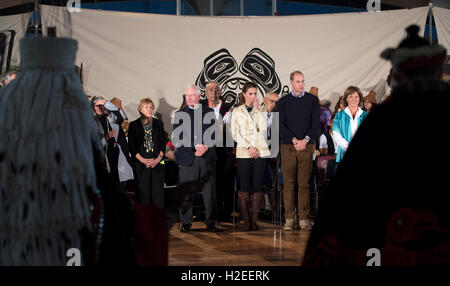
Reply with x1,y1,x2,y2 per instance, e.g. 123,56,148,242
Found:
232,186,236,227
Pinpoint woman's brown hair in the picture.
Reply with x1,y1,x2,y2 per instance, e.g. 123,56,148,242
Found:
332,96,344,116
235,82,258,107
342,86,363,107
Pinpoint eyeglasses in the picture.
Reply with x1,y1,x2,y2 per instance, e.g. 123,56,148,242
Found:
94,104,104,108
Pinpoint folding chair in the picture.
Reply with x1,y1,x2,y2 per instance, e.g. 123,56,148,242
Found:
314,155,336,215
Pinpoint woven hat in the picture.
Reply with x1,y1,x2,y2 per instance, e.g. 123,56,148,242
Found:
309,86,319,97
380,25,446,71
110,97,123,110
364,90,377,104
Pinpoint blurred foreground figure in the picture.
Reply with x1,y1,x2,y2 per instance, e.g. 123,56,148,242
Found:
304,25,450,266
0,37,103,265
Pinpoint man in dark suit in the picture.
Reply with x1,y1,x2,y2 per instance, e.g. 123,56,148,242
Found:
201,81,235,222
173,84,218,232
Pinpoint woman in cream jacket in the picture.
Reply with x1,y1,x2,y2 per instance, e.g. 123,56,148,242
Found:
231,82,270,231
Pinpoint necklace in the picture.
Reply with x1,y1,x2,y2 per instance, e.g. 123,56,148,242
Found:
144,127,153,153
143,118,154,153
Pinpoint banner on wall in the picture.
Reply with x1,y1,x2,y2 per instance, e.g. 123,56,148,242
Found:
433,7,450,54
0,12,30,74
40,5,429,130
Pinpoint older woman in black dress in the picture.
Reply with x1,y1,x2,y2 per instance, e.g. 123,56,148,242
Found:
128,98,167,208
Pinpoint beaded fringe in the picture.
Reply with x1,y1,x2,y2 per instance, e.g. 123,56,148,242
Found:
0,69,100,265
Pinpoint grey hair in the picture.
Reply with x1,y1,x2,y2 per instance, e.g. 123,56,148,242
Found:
185,84,201,95
90,95,105,107
206,81,219,88
265,92,279,98
90,95,106,117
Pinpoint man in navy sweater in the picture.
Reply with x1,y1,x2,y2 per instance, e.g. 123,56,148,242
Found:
277,71,320,231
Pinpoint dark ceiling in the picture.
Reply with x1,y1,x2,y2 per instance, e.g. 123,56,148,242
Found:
2,0,448,16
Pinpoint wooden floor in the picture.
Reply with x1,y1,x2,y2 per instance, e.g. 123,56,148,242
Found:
168,221,310,266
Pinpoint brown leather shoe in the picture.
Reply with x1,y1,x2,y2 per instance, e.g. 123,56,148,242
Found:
284,218,294,230
299,219,313,231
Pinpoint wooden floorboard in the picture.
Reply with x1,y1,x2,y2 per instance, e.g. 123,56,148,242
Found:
168,221,310,266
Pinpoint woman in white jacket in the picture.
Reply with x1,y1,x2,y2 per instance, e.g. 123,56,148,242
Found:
232,82,270,231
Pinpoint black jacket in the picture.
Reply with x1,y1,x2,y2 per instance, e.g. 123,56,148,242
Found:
173,105,217,167
128,117,167,166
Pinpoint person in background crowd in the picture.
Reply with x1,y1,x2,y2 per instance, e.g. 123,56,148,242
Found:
317,115,338,179
128,98,167,208
310,86,332,154
232,82,270,231
108,97,134,187
277,71,321,231
262,92,280,213
363,90,377,113
263,92,279,144
332,86,368,163
333,96,345,117
319,100,332,134
201,81,234,221
318,115,337,157
91,96,123,183
110,97,130,136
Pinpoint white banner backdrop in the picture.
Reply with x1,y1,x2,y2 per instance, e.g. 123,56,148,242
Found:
433,7,450,54
0,12,31,72
41,5,428,131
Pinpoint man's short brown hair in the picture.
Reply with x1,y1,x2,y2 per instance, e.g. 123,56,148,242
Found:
290,71,304,81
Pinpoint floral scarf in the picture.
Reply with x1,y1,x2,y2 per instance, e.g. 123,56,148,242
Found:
142,118,153,153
